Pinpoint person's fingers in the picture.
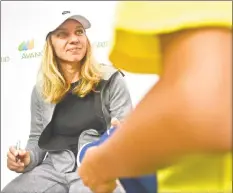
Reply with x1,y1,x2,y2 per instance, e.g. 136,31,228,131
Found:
16,149,30,164
16,159,25,167
78,166,92,187
18,149,27,157
7,159,19,169
7,151,16,162
8,164,21,171
7,149,25,169
9,146,18,157
81,175,89,187
111,117,121,127
90,181,117,193
7,147,25,172
15,166,25,173
20,151,31,166
7,159,24,170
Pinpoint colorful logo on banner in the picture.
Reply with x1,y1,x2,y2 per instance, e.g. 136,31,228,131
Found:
1,56,10,63
18,39,43,59
18,39,34,51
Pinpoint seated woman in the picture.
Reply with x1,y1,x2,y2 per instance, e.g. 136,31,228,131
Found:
2,10,132,193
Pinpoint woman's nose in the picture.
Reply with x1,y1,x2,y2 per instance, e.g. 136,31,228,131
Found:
69,34,80,44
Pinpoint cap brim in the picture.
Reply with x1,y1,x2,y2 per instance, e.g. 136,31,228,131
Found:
66,15,91,29
46,14,91,39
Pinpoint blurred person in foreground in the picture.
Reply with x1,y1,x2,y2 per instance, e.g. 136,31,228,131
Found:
78,1,232,193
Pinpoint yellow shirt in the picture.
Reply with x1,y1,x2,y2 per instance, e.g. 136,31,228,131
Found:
109,1,232,192
109,1,232,74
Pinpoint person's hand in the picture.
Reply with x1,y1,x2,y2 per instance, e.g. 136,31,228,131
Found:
78,146,117,193
7,146,31,173
111,117,121,128
77,117,120,192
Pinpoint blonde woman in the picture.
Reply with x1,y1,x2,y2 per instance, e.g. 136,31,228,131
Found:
78,1,232,193
2,11,132,193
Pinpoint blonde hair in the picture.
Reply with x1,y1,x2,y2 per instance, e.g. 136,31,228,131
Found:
37,36,102,103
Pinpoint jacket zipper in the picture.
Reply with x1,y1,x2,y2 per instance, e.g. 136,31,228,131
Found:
100,82,109,131
100,71,119,131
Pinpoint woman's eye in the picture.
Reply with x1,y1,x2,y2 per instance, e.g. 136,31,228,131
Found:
57,32,68,38
76,29,85,35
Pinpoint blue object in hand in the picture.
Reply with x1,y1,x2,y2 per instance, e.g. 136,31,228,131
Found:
77,127,157,193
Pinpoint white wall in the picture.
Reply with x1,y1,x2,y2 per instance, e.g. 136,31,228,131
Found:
1,1,159,189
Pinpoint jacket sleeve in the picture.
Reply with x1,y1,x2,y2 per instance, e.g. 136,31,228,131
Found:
23,85,47,172
108,72,133,122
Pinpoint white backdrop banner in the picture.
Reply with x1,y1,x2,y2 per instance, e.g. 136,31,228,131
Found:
1,1,159,189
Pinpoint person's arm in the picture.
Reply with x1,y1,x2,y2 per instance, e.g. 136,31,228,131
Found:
23,85,47,172
90,27,232,180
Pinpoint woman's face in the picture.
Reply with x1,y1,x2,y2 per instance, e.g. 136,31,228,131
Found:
50,19,88,64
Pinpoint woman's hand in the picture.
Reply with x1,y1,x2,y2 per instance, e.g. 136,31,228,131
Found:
7,146,30,173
